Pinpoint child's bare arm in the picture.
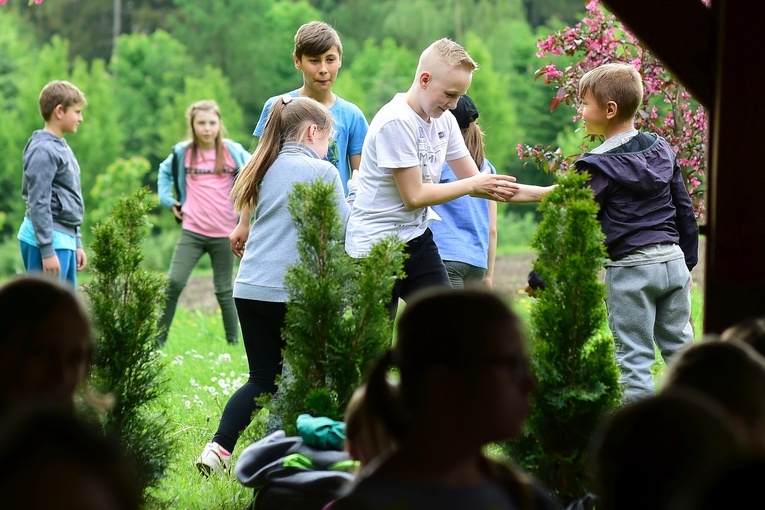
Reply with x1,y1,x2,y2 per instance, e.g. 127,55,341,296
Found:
393,165,518,209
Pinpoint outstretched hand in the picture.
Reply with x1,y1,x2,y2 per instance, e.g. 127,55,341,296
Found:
470,168,519,201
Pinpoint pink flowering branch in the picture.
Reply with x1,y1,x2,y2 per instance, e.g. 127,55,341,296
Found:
520,0,708,220
0,0,44,4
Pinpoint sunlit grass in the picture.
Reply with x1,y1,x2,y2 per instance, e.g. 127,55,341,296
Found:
148,307,262,509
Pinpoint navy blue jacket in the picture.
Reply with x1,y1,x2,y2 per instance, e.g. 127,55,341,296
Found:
575,132,699,270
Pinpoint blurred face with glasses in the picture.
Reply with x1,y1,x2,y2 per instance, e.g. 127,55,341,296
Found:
457,322,536,442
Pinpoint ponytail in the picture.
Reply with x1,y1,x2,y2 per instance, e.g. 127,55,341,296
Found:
363,350,409,442
231,95,332,212
462,121,485,170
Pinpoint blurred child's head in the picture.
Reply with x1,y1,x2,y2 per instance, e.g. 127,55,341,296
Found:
393,288,535,443
578,63,643,123
661,337,765,450
722,317,765,358
412,39,478,121
452,94,485,169
0,276,94,412
294,21,343,60
0,407,141,510
591,389,744,510
39,80,86,122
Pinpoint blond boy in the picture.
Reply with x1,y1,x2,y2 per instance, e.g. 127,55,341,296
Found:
18,80,87,287
345,38,552,317
575,63,699,402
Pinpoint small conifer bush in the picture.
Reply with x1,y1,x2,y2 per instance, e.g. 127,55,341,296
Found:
267,180,406,434
84,187,176,506
507,169,621,503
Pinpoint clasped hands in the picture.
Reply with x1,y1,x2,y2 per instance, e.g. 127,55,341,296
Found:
470,171,519,202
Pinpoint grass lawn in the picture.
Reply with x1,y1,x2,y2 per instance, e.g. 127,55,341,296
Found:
147,307,262,509
147,287,705,508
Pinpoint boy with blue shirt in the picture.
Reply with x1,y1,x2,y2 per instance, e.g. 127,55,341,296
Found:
18,80,87,287
252,21,367,195
575,63,699,402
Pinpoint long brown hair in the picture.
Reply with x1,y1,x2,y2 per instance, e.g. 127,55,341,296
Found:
186,100,228,176
462,121,486,170
231,95,332,212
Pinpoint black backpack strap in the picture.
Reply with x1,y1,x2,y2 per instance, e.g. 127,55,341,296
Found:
171,149,182,200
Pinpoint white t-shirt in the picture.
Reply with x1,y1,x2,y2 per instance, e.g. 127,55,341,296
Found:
345,93,470,257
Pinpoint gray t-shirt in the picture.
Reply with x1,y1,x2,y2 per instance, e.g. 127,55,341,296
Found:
233,142,350,303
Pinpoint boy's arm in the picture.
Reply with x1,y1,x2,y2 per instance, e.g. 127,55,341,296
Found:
24,146,58,260
347,106,368,173
670,162,699,270
76,247,87,271
450,156,554,203
253,97,278,138
484,200,498,288
393,163,518,209
349,154,362,173
506,183,556,203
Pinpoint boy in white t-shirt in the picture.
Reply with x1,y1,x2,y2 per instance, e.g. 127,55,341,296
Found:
345,38,553,317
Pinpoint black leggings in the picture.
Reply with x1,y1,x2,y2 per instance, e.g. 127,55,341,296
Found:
212,299,286,453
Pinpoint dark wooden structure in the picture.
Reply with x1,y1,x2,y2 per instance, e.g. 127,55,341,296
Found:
604,0,765,333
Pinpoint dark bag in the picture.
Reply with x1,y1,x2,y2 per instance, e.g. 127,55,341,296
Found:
237,431,355,510
171,151,182,224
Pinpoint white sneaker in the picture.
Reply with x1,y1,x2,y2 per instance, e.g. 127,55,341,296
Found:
195,442,231,476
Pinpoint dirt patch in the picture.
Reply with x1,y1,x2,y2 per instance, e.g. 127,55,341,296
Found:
178,253,537,312
179,243,704,312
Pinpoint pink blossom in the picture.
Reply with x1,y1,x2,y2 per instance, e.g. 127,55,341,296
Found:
0,0,8,5
521,0,708,219
543,64,563,83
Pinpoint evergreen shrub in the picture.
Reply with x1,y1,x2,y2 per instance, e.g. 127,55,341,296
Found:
506,169,621,503
84,187,175,506
266,180,406,434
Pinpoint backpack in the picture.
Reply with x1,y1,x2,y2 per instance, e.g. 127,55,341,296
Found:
170,150,183,224
237,431,356,510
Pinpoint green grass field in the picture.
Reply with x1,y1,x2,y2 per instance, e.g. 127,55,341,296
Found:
148,307,259,509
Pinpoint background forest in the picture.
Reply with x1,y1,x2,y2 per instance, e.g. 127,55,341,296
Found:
0,0,585,275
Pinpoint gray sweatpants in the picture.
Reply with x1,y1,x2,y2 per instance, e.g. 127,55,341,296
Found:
605,257,694,402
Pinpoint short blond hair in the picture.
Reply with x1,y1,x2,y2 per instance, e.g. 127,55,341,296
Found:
417,38,478,81
38,81,86,121
579,63,643,122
